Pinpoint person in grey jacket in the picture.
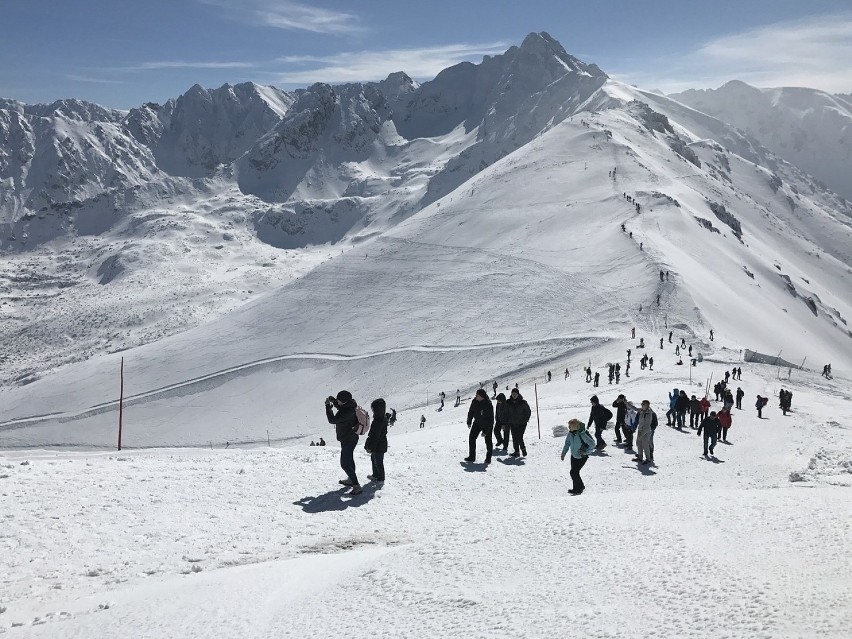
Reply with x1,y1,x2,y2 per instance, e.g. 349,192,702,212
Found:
560,419,597,494
631,400,657,465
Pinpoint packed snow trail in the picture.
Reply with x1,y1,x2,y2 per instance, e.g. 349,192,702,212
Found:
2,360,849,638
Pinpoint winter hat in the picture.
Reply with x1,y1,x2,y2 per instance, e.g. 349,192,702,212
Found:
475,389,488,399
496,393,506,401
336,390,353,403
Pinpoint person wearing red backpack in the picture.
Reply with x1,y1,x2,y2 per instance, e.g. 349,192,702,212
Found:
326,390,362,495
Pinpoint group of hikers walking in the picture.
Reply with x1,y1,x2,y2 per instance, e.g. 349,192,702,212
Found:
322,317,802,495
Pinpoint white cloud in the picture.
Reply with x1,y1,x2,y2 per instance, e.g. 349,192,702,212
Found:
618,13,852,93
199,0,362,34
65,74,128,85
130,61,256,70
269,42,510,84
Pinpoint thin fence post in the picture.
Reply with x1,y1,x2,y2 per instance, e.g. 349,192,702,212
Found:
535,383,541,439
117,357,124,451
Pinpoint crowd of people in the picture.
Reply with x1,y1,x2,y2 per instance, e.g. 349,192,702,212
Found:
322,326,799,496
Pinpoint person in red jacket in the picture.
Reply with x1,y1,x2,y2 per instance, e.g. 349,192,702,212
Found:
718,407,732,442
700,396,711,420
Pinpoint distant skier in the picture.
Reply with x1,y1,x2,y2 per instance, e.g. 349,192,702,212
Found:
627,348,632,361
615,364,621,384
505,388,532,458
625,361,630,377
593,371,600,387
709,329,714,341
668,331,673,343
564,368,569,380
640,242,643,251
660,337,664,349
681,337,686,348
631,326,636,338
648,357,654,371
465,389,494,464
420,414,426,429
688,345,693,357
585,367,592,383
675,345,680,356
547,370,552,383
724,370,730,383
660,270,664,282
492,381,498,398
455,390,461,408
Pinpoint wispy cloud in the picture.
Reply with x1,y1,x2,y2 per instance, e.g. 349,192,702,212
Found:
618,13,852,93
269,42,510,84
65,74,128,85
122,61,256,71
199,0,363,34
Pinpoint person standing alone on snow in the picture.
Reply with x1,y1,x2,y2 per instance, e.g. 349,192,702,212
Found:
365,399,388,483
465,389,494,464
736,387,744,410
588,395,613,450
325,390,362,494
505,388,532,457
561,419,597,495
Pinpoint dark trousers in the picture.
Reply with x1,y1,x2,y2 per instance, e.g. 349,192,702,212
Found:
510,424,527,454
469,424,493,461
371,451,385,481
666,408,675,424
623,425,634,448
676,410,686,429
494,423,510,448
570,455,588,492
721,427,729,442
689,412,700,428
614,419,624,443
340,439,359,484
649,428,655,461
757,407,763,418
594,425,606,448
703,430,717,455
736,399,742,409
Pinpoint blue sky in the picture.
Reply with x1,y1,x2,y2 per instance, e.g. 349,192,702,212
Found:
1,0,850,108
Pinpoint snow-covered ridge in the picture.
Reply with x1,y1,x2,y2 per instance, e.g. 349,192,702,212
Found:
670,81,852,201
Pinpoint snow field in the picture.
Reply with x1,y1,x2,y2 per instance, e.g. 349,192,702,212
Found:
1,357,850,637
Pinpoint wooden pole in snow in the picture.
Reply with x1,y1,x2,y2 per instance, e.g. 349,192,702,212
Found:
534,383,541,439
117,357,124,451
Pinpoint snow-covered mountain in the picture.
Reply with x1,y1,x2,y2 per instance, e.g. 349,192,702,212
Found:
1,32,851,448
670,81,852,201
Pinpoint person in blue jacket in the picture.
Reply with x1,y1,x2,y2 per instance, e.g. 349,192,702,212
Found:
666,387,679,426
560,419,597,495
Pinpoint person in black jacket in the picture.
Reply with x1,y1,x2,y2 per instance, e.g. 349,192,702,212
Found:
612,394,628,445
588,395,614,450
494,393,509,450
675,390,689,430
365,398,388,483
504,388,532,457
325,390,361,494
698,411,721,457
735,387,744,410
465,389,494,463
688,395,702,429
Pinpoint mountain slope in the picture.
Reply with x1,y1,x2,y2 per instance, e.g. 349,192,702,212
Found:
670,81,852,201
2,81,850,447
